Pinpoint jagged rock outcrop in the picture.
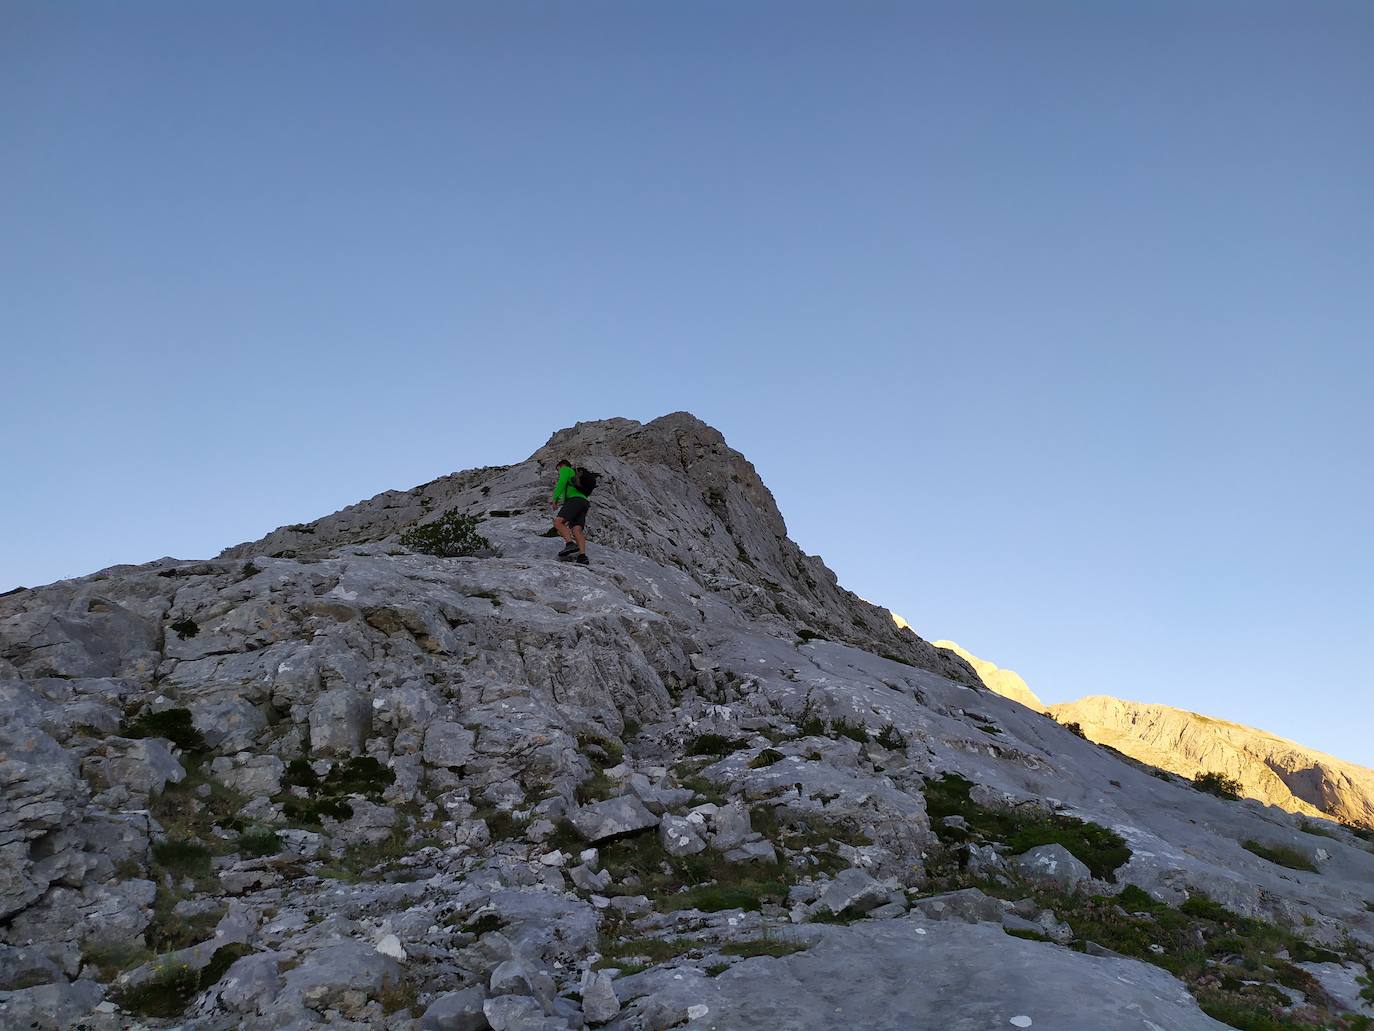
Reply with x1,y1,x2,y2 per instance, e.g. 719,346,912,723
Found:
0,413,1370,1031
1049,694,1374,830
931,640,1045,712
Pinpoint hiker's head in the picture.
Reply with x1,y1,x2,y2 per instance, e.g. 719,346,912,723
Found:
556,459,572,470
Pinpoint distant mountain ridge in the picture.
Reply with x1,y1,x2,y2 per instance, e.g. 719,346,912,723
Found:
921,637,1374,831
1048,695,1374,831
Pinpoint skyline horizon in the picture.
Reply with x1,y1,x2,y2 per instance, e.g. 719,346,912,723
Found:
4,407,1367,771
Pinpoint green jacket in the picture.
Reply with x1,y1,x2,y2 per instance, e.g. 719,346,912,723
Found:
552,466,587,503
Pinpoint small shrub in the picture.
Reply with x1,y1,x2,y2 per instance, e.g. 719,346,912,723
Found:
152,839,213,879
795,693,828,738
705,961,730,977
1194,771,1243,800
686,733,743,757
1004,927,1053,943
876,722,907,751
399,510,490,558
718,938,808,959
236,827,282,858
1060,720,1088,740
113,960,202,1018
169,618,199,640
283,759,320,790
830,717,869,743
120,708,207,752
1242,840,1318,873
796,629,825,644
748,748,784,769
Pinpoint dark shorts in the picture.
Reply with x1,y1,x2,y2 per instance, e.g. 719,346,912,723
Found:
557,497,590,529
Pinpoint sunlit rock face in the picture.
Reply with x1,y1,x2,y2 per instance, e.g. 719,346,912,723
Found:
930,641,1046,714
1048,695,1374,830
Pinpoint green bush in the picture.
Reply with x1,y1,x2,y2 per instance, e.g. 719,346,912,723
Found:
399,510,491,558
686,733,744,757
152,839,213,879
748,748,784,769
1193,771,1243,800
236,827,282,858
120,708,207,752
831,717,870,743
876,722,908,751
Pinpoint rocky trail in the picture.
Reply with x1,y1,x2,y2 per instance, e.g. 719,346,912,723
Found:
2,413,1372,1031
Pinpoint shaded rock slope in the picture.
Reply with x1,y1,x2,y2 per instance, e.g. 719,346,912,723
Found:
1,413,1371,1031
1049,695,1374,832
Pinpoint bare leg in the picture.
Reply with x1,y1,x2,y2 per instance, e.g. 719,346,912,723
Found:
553,516,573,544
572,525,587,554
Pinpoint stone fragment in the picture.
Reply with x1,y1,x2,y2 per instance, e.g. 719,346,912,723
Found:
1013,844,1091,890
658,814,707,856
710,802,752,850
819,868,888,916
421,985,490,1031
309,688,370,755
424,721,476,768
570,795,659,843
580,968,621,1024
910,888,1009,925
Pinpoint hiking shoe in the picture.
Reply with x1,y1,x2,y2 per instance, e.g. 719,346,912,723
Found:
574,554,589,565
558,542,579,556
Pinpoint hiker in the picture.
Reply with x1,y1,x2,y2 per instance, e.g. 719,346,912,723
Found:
551,459,594,565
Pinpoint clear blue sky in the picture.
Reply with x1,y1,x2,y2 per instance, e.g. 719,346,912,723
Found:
4,3,1371,764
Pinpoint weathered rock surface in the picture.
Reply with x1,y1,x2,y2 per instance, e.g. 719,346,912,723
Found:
1048,694,1374,829
0,413,1370,1031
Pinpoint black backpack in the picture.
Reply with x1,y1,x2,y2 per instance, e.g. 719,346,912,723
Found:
573,468,600,496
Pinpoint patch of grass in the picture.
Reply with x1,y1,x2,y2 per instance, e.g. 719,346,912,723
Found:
152,840,213,879
379,976,422,1017
705,961,731,977
316,827,419,883
748,748,784,769
399,509,490,557
718,938,808,959
1059,720,1088,740
831,717,869,743
198,944,252,989
469,590,503,606
578,734,624,768
1196,994,1317,1031
236,827,282,858
876,722,907,751
1297,819,1338,840
1242,840,1318,873
796,629,826,644
1004,927,1054,943
575,771,621,805
120,707,207,752
686,733,745,757
1194,771,1244,800
82,940,153,981
597,938,697,967
922,772,1131,880
281,795,353,827
977,724,1003,735
596,828,791,913
112,960,202,1018
1288,939,1341,965
457,912,505,936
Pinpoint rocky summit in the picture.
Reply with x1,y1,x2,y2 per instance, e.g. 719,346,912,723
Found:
2,412,1372,1031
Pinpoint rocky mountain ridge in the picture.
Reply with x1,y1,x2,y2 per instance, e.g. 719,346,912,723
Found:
1048,695,1374,832
1,412,1371,1031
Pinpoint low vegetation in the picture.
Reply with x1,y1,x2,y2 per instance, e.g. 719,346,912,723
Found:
1242,840,1319,873
399,510,490,558
923,772,1131,880
119,707,207,752
1194,771,1244,800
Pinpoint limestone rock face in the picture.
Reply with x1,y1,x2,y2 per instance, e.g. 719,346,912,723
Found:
932,640,1045,712
1048,695,1374,830
0,412,1371,1031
